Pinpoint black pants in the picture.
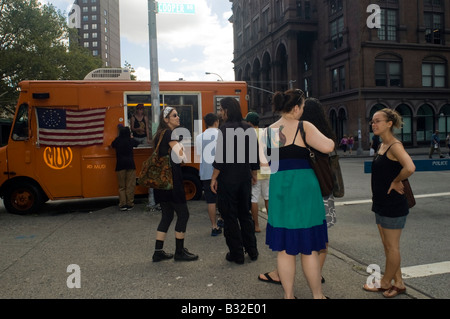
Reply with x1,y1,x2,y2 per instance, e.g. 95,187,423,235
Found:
217,179,257,257
157,202,190,233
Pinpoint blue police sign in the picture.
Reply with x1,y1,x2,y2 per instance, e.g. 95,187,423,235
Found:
364,159,450,173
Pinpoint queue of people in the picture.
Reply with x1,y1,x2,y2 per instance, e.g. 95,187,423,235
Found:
111,92,417,299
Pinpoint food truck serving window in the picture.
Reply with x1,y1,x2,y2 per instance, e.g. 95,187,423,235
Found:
126,93,199,147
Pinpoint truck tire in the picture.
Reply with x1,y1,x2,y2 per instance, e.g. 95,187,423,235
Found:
3,182,45,215
183,173,203,201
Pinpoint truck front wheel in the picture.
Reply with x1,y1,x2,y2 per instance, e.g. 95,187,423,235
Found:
3,182,44,215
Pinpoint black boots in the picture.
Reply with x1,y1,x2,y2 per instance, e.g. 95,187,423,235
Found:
152,250,173,262
174,248,199,261
152,238,198,262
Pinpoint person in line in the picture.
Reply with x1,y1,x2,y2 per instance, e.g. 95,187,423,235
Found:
111,125,139,211
428,130,444,159
131,104,151,145
363,108,415,298
245,112,269,233
263,90,334,299
195,113,223,236
258,97,337,286
152,106,198,262
211,97,259,264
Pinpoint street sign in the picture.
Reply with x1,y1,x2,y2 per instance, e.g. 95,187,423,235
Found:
157,3,195,14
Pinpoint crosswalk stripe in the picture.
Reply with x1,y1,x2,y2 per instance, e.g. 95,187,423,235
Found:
335,192,450,206
402,261,450,279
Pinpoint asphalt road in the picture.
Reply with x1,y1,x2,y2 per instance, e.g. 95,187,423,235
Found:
0,150,448,305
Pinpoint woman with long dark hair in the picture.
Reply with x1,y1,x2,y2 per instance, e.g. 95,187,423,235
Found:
211,97,260,264
151,106,198,262
264,90,335,299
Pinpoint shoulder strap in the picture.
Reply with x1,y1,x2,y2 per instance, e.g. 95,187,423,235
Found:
298,121,308,147
385,141,402,154
155,129,167,152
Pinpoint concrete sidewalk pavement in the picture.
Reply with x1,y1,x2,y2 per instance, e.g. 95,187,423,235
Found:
0,197,429,300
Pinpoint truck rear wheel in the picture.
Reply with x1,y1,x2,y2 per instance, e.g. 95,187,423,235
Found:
183,173,202,201
3,182,45,215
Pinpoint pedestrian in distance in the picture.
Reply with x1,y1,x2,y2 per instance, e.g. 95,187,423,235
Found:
446,134,450,157
348,135,354,155
339,135,348,155
263,90,334,299
195,113,223,236
111,125,139,211
370,134,381,156
211,97,260,264
245,111,269,233
428,130,444,159
152,106,198,262
258,97,336,295
363,108,415,298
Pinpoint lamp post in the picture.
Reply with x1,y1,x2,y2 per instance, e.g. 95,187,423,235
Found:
148,0,160,133
205,72,224,81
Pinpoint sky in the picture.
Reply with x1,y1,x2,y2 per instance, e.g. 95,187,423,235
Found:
41,0,235,81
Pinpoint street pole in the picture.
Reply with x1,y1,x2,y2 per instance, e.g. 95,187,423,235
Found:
148,0,160,134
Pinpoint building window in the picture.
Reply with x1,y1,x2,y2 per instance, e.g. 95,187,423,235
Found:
84,42,89,48
92,32,98,38
424,13,443,44
329,0,343,15
330,16,344,50
422,62,446,87
375,60,402,87
82,15,89,22
83,33,89,39
332,66,345,92
378,9,397,41
92,24,97,29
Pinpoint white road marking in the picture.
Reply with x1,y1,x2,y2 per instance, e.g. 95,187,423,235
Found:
335,192,450,206
402,261,450,279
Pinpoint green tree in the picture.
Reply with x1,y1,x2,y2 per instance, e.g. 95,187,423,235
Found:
0,0,103,114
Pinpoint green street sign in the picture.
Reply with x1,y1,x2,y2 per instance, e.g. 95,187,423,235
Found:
158,3,195,14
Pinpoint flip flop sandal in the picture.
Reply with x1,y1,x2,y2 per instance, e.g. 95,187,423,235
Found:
383,286,406,298
363,284,389,292
258,272,281,285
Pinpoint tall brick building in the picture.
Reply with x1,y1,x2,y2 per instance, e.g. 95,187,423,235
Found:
230,0,450,148
69,0,121,68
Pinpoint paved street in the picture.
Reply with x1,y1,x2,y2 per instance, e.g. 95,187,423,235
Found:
0,147,449,305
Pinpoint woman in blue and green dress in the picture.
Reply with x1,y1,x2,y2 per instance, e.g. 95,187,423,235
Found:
264,90,335,299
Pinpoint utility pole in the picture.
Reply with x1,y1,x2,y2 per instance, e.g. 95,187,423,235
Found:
148,0,160,134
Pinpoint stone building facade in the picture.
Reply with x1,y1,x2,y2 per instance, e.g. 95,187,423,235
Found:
230,0,450,148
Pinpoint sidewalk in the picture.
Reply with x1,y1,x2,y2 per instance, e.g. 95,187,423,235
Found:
0,197,429,300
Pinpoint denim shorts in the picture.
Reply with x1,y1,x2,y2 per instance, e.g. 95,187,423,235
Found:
375,213,407,230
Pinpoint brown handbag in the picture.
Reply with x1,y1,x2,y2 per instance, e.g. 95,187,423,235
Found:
137,130,173,190
402,179,415,208
299,121,334,197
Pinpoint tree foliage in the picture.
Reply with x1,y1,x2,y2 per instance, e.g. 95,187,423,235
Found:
0,0,103,114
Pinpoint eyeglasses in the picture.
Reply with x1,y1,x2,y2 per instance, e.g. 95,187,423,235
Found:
369,120,387,125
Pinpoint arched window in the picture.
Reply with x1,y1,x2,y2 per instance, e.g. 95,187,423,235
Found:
417,104,435,143
395,104,413,143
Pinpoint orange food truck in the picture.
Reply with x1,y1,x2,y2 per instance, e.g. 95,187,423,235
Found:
0,69,248,214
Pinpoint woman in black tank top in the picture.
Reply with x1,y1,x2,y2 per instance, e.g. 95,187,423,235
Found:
363,109,415,298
